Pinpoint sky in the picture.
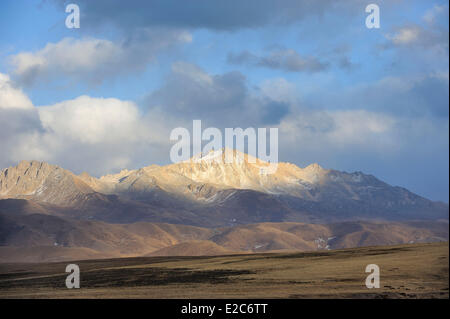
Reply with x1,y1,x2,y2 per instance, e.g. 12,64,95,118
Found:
0,0,448,202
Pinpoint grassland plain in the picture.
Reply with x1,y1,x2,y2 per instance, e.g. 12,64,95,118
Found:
0,242,447,299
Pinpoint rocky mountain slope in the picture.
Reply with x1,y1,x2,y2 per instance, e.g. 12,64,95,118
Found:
0,149,447,227
0,160,96,206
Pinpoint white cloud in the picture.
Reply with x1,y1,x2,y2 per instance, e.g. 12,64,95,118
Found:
279,109,396,151
0,73,44,167
39,96,142,144
32,95,173,174
329,110,395,144
0,72,170,175
9,31,192,86
0,73,33,109
386,26,421,45
384,23,448,51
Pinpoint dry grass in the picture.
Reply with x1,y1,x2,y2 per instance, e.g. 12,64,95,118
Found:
0,242,447,299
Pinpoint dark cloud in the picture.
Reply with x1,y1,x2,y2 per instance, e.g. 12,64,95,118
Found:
146,62,291,127
228,44,360,73
0,107,45,169
360,74,448,118
228,49,329,73
0,108,42,140
410,74,449,118
50,0,362,31
149,63,247,120
260,100,290,125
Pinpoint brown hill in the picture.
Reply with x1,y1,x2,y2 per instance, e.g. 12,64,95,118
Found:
0,246,115,263
0,203,447,262
209,221,449,252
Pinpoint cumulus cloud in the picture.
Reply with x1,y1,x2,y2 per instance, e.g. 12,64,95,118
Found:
146,62,292,128
228,49,329,73
34,95,174,174
9,30,192,87
0,74,34,110
39,96,142,144
0,72,170,175
0,74,44,165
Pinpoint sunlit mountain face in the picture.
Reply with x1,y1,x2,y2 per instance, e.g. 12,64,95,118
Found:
1,152,447,228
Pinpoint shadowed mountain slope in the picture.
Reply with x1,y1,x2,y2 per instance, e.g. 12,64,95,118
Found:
0,202,447,262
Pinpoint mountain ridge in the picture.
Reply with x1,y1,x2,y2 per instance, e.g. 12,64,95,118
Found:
0,149,448,227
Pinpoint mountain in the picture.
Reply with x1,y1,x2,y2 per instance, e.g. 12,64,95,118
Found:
0,160,97,206
0,202,447,262
0,151,447,262
0,149,448,227
74,148,450,222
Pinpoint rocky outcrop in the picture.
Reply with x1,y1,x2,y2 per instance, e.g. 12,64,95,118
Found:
0,160,96,206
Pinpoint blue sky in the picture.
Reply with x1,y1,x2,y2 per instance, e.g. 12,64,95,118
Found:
0,0,448,202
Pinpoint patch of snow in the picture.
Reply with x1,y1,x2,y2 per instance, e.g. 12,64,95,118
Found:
204,193,219,203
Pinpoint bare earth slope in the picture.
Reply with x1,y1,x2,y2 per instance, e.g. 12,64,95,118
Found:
0,202,447,262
